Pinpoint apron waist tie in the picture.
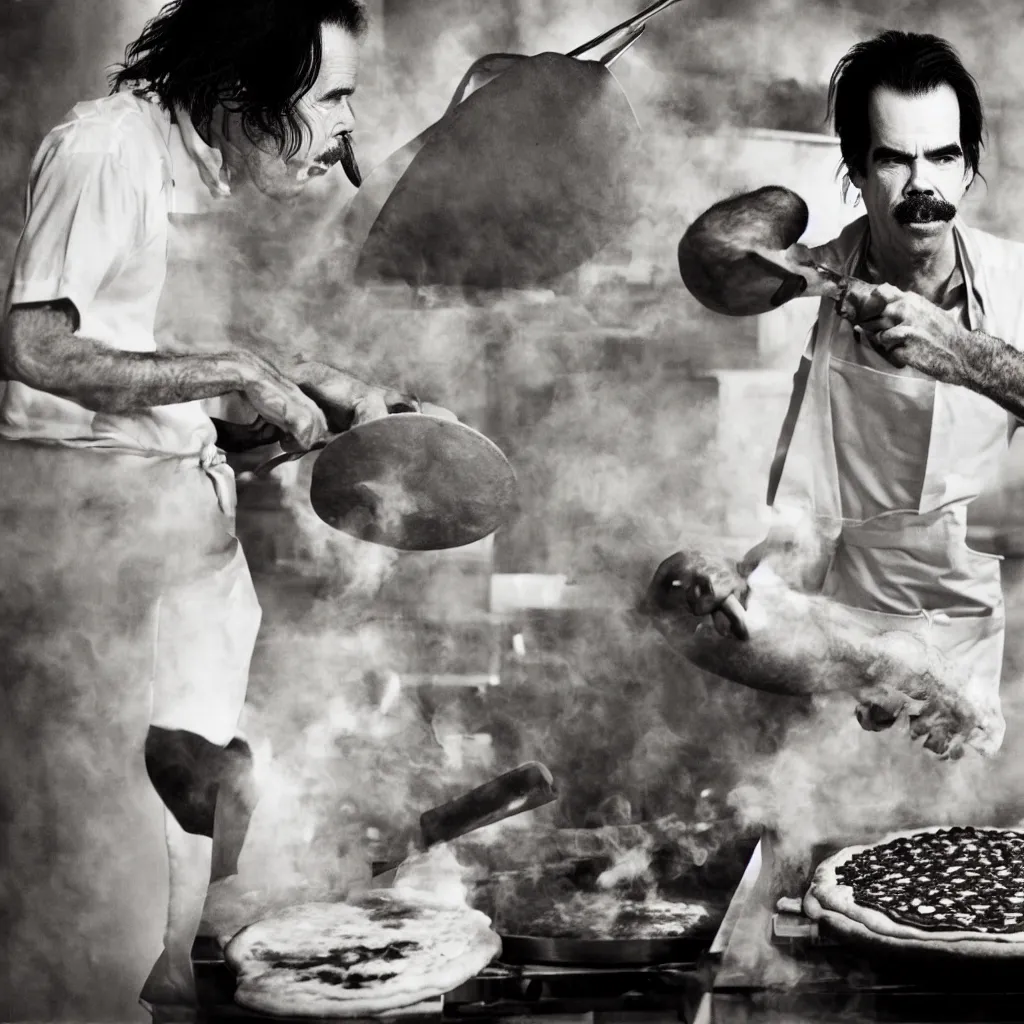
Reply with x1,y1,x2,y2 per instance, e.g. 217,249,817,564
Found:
1,437,238,517
196,442,236,517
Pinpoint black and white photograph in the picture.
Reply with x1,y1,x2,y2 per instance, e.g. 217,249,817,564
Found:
5,0,1024,1021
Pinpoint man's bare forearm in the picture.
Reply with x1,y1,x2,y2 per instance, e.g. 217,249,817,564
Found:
1,303,251,413
12,341,250,413
958,329,1024,420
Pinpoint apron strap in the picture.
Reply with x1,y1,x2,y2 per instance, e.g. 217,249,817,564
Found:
767,345,814,507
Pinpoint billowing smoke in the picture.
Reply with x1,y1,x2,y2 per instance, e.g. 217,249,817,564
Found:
6,0,1024,973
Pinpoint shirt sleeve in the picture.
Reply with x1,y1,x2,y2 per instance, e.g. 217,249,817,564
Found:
8,131,143,329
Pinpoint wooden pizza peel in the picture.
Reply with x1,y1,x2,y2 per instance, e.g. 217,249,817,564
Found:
343,0,685,290
255,413,517,551
309,414,516,551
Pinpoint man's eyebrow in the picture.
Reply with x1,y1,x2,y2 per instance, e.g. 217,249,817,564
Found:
924,143,964,160
319,86,355,102
871,143,963,162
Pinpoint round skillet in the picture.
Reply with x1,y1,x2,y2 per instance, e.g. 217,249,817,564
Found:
475,854,725,966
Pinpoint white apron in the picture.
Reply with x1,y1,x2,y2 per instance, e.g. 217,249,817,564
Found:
141,445,263,1011
0,440,261,1021
769,219,1022,747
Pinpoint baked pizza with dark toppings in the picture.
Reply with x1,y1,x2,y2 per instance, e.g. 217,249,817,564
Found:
804,826,1024,956
224,890,501,1017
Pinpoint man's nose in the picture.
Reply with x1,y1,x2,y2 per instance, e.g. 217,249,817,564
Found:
906,159,935,195
337,100,356,133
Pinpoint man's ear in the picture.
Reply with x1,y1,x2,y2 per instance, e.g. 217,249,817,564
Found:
848,164,866,192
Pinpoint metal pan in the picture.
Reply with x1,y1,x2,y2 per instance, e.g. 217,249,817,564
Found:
478,854,726,966
498,929,717,966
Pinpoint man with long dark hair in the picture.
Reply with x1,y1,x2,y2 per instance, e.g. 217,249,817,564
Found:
652,31,1024,756
0,1,451,1018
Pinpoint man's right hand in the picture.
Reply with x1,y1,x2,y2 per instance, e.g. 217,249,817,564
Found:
236,352,328,451
646,549,751,640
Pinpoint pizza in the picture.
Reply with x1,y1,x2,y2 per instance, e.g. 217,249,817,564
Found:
804,825,1024,957
224,890,502,1017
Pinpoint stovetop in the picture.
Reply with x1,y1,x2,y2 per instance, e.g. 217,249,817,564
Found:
186,936,708,1024
696,837,1024,1024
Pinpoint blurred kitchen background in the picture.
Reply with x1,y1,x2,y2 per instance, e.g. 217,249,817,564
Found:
7,0,1024,892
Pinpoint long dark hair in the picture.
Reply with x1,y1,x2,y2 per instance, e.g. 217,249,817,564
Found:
827,30,984,180
109,0,367,159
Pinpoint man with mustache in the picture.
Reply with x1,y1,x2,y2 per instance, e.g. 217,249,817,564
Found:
651,31,1024,754
0,0,454,1018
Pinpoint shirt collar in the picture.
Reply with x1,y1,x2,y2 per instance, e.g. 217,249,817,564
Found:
856,220,985,329
951,220,985,330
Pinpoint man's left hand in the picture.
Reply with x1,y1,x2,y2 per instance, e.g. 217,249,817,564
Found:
286,361,459,448
291,362,399,433
851,284,969,386
347,394,458,426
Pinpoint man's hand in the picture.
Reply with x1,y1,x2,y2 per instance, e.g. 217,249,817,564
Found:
236,353,328,450
850,284,970,385
645,549,751,640
419,401,459,423
290,361,416,434
270,362,461,457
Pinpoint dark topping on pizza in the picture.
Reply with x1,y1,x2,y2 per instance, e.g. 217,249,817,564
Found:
268,941,420,971
312,968,398,989
837,827,1024,934
369,905,421,923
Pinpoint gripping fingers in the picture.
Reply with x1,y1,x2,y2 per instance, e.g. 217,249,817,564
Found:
255,387,327,450
285,396,328,450
861,329,908,366
720,594,749,640
352,392,389,426
419,401,459,423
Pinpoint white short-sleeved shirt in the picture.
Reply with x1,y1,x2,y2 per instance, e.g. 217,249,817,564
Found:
1,92,247,454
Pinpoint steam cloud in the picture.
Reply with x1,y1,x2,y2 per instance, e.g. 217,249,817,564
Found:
5,0,1024,981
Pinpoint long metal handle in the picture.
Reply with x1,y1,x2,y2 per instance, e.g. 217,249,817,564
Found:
568,0,684,59
372,762,558,878
419,761,557,847
252,441,327,477
599,24,645,66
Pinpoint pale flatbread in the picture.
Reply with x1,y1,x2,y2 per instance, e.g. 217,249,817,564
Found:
805,825,1024,958
225,890,501,1017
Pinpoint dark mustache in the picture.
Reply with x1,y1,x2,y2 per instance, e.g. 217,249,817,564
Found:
893,193,956,225
316,133,362,188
